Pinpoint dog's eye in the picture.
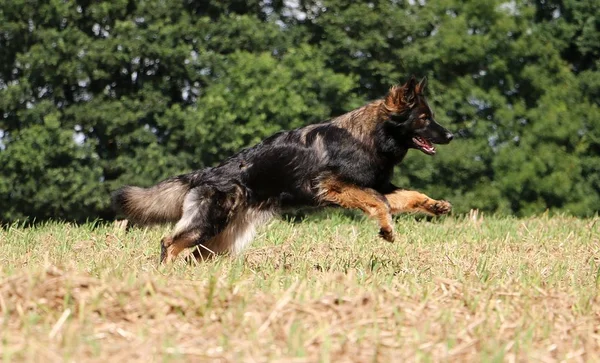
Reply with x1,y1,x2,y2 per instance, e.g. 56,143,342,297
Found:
417,118,430,128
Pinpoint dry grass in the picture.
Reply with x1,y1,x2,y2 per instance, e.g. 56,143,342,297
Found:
1,212,599,362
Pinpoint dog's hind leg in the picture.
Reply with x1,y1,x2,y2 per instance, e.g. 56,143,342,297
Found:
161,232,203,264
160,185,238,264
385,189,452,216
318,178,395,242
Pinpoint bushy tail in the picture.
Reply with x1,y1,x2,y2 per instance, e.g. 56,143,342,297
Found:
111,178,190,225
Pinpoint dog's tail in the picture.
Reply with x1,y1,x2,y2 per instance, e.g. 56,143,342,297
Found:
111,177,190,225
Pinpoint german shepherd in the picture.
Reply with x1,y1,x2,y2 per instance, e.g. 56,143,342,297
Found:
112,76,454,263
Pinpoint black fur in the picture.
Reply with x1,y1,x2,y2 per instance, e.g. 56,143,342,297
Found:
178,122,407,211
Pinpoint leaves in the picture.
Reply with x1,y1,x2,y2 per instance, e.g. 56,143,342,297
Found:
0,0,598,222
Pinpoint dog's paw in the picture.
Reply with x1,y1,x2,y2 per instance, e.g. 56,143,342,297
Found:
160,237,171,265
429,200,452,215
160,242,167,265
379,227,395,242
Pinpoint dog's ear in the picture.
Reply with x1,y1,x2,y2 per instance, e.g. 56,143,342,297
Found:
416,76,428,94
402,75,417,105
385,76,418,111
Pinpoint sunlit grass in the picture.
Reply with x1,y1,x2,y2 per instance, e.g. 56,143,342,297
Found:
1,211,599,361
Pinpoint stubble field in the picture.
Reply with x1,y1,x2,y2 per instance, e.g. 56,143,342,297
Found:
1,212,599,362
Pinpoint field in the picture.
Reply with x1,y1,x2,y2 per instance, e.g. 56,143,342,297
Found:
1,211,599,362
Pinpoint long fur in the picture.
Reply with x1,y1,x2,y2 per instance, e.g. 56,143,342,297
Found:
112,76,454,263
111,178,189,224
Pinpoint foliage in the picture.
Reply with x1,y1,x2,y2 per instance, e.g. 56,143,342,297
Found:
0,0,598,222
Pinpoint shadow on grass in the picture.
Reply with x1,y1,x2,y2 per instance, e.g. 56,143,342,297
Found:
281,207,443,224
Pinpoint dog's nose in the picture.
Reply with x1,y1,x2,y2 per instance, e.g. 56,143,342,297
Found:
445,132,454,141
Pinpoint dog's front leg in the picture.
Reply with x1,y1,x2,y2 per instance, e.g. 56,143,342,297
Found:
318,177,395,242
384,189,452,216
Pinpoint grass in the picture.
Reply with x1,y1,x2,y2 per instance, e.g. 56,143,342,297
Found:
1,211,599,362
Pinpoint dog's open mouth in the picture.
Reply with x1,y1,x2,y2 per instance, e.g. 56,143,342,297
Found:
412,136,436,155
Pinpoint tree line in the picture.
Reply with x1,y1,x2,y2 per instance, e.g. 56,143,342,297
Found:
0,0,598,223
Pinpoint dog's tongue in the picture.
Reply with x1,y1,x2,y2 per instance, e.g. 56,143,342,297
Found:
413,136,436,155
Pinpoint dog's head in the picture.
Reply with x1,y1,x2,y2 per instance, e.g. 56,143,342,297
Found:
384,76,453,155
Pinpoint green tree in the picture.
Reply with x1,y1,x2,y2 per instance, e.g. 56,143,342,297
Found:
0,0,598,222
0,0,356,223
292,0,599,216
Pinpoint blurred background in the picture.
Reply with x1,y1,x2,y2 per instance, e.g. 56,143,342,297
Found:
0,0,598,223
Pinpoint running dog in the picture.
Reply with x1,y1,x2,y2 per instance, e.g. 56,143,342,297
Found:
112,76,454,263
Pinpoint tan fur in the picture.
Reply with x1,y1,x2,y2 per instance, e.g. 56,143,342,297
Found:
331,102,386,146
161,232,199,264
316,177,452,243
162,208,273,263
205,208,273,256
299,123,321,144
318,177,395,242
313,134,329,163
331,83,416,147
385,190,452,216
118,180,188,225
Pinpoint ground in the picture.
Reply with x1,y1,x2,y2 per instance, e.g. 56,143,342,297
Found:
1,211,599,362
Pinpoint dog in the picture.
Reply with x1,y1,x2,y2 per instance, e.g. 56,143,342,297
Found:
112,76,454,263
